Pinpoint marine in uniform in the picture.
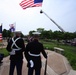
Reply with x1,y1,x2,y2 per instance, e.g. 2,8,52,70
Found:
6,31,25,75
24,34,47,75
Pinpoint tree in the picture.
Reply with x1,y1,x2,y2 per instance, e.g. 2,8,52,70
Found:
3,29,25,37
37,28,44,33
2,29,8,37
41,30,52,39
2,29,12,37
28,28,76,42
29,30,35,36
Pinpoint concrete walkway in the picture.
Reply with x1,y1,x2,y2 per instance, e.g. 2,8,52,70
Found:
0,50,76,75
42,50,71,75
68,70,76,75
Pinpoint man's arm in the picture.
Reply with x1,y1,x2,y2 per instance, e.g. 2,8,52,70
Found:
24,44,30,61
41,44,47,58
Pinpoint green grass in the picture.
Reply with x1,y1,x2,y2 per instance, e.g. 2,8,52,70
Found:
40,40,76,70
0,48,9,57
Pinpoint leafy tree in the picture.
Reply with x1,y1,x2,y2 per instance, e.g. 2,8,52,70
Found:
52,31,64,40
28,28,76,41
2,29,24,38
37,28,44,33
3,29,13,38
41,30,52,39
29,30,35,36
2,29,8,37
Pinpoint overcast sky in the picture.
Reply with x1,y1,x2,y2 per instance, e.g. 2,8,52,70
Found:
0,0,76,35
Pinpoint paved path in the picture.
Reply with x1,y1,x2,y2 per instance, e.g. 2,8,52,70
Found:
68,70,76,75
0,41,76,75
0,50,76,75
42,50,70,75
0,56,44,75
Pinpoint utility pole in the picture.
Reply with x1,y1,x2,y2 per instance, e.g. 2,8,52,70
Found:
40,10,65,32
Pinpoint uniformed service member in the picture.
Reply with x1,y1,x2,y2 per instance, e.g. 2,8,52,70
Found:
24,34,47,75
6,31,25,75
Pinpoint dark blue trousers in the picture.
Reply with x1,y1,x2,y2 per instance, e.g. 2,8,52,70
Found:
28,67,41,75
9,60,23,75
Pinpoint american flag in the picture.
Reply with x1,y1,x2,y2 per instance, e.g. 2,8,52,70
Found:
0,25,2,42
19,0,43,9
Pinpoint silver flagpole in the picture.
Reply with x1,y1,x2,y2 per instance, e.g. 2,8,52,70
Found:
40,10,65,32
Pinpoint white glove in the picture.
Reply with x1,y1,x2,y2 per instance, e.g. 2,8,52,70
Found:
30,60,34,68
10,50,15,55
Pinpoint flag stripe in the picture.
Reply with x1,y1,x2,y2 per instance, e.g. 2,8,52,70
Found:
0,34,2,40
20,0,42,9
20,0,35,8
0,25,2,41
21,3,42,9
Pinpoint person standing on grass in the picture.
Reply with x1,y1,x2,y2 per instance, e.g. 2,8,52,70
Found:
6,31,25,75
24,34,47,75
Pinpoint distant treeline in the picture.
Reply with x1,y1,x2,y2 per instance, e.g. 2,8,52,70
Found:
2,28,76,41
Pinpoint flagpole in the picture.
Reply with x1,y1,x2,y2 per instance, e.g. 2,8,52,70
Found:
14,22,16,32
14,22,16,37
40,10,65,32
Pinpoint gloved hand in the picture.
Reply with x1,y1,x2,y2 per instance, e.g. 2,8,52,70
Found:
29,60,34,68
10,50,15,55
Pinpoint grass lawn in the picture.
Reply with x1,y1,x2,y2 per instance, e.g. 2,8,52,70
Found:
0,48,9,57
40,40,76,70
